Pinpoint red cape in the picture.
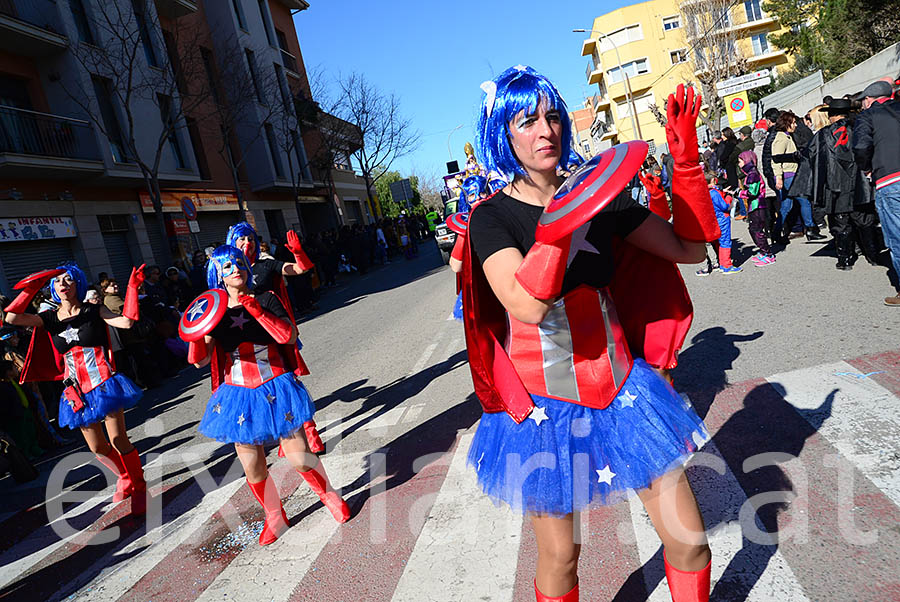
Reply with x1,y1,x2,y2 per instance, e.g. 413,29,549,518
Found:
460,202,693,424
20,322,116,385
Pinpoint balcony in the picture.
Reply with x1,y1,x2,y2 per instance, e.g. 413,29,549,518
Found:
581,38,597,57
154,0,198,19
587,64,603,86
280,48,300,77
0,0,67,57
0,105,104,178
747,47,787,65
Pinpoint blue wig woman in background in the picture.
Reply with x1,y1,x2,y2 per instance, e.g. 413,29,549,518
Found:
6,262,149,516
457,65,721,601
450,174,489,320
184,245,349,546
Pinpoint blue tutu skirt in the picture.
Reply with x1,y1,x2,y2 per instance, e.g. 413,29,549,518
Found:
452,292,463,321
58,373,143,429
199,371,315,445
467,359,708,516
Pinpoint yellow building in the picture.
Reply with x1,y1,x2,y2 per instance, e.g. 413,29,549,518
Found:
580,0,790,153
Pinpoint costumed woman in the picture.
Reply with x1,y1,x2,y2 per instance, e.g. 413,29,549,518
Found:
450,174,489,320
459,66,719,601
182,245,349,546
225,221,324,453
5,263,148,515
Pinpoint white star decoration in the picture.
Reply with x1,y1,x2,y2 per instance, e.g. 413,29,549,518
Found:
566,223,600,267
212,403,222,414
284,411,294,423
230,313,249,330
266,393,276,404
59,326,80,344
620,390,637,409
237,413,245,426
187,298,207,321
529,406,550,426
596,465,616,485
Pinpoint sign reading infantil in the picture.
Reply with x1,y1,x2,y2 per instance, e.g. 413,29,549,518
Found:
0,217,77,242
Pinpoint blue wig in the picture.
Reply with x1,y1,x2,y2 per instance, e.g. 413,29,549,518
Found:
206,245,254,290
488,177,507,193
476,65,582,180
459,175,487,212
225,221,259,264
50,262,89,303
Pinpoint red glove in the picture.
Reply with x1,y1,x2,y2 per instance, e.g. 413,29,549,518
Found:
4,268,66,316
187,340,208,364
665,84,720,242
450,232,466,261
239,295,293,344
514,233,574,300
123,264,145,321
285,230,314,271
639,172,671,221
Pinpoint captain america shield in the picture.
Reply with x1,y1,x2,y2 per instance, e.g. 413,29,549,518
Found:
535,140,648,243
179,289,227,342
14,268,67,290
446,212,469,235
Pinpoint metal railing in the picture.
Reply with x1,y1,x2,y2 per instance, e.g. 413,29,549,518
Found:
0,0,62,34
0,105,101,161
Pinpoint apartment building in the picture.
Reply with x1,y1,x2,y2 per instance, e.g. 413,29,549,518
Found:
0,0,368,295
579,0,790,153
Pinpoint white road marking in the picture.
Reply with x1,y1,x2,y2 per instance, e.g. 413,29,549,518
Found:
412,342,440,374
391,433,522,602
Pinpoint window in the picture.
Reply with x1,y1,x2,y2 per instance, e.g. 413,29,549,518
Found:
598,24,643,52
91,77,128,163
662,15,680,31
264,124,284,178
257,0,274,44
131,0,158,67
670,49,688,65
186,117,210,180
245,48,265,104
751,33,769,55
231,0,247,30
273,63,291,112
162,31,187,96
157,94,185,169
607,58,650,84
69,0,94,44
200,47,220,104
276,29,298,72
292,130,312,181
744,0,764,22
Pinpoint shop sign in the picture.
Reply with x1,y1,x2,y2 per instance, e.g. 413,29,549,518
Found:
139,190,240,212
0,216,77,242
165,215,190,236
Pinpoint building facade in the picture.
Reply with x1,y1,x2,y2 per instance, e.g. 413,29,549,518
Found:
580,0,790,154
0,0,370,295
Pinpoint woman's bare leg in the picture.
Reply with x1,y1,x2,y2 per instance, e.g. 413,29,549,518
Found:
80,422,112,456
234,443,268,483
279,431,317,472
531,513,581,597
104,410,135,456
638,468,710,571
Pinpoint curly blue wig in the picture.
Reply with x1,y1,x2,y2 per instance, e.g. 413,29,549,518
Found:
206,245,254,290
50,262,88,303
225,221,259,264
458,175,487,213
476,65,582,180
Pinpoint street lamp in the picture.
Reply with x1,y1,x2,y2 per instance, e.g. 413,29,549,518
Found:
573,28,643,141
447,123,464,160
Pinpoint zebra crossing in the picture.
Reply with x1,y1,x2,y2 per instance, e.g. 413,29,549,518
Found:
1,351,899,601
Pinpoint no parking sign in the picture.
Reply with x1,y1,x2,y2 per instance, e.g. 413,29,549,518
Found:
725,91,752,129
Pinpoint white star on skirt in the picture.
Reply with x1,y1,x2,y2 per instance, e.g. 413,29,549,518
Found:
284,411,294,423
212,403,222,414
529,406,550,426
266,393,276,404
620,390,637,409
237,413,246,426
596,465,616,485
59,326,80,344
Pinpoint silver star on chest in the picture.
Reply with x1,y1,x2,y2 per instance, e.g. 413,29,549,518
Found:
237,413,246,426
187,298,207,321
284,411,294,423
212,403,222,414
230,313,250,330
620,390,637,409
59,326,80,344
596,465,616,485
566,222,600,267
529,405,550,426
266,393,276,404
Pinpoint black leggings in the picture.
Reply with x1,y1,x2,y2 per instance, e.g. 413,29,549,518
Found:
748,208,771,255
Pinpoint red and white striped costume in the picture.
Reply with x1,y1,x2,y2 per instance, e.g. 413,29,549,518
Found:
224,343,291,388
63,346,115,393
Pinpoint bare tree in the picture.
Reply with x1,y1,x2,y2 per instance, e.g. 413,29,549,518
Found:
56,0,210,265
410,168,444,212
680,0,749,129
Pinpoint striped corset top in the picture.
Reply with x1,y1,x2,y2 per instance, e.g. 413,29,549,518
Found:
224,342,291,388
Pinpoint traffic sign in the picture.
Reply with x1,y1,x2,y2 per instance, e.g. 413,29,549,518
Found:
716,69,770,90
724,91,753,129
180,196,197,220
717,76,772,98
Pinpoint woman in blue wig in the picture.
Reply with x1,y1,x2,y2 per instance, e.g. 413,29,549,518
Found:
6,262,149,516
458,65,722,601
450,174,490,319
187,245,349,546
225,221,324,453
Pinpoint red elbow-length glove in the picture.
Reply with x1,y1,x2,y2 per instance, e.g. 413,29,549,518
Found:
285,230,314,272
450,232,466,261
187,340,208,364
123,264,146,321
3,268,65,317
239,295,293,344
515,231,576,301
666,84,720,242
639,171,671,221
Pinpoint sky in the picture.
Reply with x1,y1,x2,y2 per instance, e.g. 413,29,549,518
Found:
293,0,633,184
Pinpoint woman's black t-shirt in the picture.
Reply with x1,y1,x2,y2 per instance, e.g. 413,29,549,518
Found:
468,188,650,295
39,304,108,354
209,291,289,353
251,258,285,295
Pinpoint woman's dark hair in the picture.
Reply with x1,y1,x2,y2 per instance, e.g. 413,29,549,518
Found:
775,111,798,132
721,127,736,141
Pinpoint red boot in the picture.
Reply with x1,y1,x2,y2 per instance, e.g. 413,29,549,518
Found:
95,450,132,502
298,463,350,523
534,578,579,601
247,476,290,545
303,420,324,454
120,448,146,516
664,552,711,602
